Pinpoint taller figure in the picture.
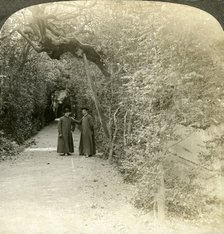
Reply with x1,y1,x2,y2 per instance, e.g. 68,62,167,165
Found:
76,107,96,157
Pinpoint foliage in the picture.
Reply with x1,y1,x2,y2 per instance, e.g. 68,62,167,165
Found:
82,2,224,221
0,36,62,143
47,2,224,221
0,130,19,160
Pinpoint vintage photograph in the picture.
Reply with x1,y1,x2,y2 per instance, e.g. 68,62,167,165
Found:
0,0,223,233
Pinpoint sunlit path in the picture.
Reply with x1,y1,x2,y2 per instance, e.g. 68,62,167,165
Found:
0,122,222,234
25,147,56,152
0,121,151,234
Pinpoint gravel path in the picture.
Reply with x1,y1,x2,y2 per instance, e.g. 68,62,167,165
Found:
0,121,222,234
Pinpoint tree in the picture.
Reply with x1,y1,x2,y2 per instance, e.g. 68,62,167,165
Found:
2,2,112,139
14,3,110,77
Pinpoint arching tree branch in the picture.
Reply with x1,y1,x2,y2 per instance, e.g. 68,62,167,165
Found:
16,29,43,52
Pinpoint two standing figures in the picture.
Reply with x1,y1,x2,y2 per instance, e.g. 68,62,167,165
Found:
57,107,96,157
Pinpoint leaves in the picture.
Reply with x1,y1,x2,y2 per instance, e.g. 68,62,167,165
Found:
0,36,60,143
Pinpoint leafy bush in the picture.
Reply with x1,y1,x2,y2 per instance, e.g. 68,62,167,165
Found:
0,130,19,160
57,3,224,221
0,38,61,143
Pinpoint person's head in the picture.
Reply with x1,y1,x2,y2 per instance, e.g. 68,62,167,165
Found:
64,107,70,117
81,107,88,116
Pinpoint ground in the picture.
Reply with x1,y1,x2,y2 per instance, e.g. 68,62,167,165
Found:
0,121,223,234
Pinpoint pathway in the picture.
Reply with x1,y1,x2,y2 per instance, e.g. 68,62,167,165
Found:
0,121,222,234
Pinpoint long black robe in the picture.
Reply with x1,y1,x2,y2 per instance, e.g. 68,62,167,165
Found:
57,116,75,153
78,114,96,156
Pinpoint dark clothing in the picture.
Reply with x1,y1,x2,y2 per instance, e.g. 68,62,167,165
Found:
77,114,96,156
57,116,75,153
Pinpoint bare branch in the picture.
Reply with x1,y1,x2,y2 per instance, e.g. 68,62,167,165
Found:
46,23,62,37
51,14,80,22
171,154,217,172
109,107,121,161
53,0,96,22
83,53,110,139
23,24,41,41
0,30,16,40
123,111,128,146
18,44,31,71
16,30,42,53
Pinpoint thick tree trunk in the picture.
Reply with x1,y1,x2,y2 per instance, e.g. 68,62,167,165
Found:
17,30,111,77
83,53,110,139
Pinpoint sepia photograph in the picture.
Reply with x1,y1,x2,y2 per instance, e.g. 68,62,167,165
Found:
0,0,223,233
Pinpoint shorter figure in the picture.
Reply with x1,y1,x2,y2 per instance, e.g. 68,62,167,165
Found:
57,107,75,156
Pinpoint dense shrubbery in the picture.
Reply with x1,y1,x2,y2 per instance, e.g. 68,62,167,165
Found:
0,38,63,144
72,3,224,220
0,130,19,160
37,2,223,221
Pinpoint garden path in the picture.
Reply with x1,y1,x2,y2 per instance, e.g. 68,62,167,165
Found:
0,121,221,234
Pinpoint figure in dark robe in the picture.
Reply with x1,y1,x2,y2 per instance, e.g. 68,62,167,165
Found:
74,108,96,157
57,107,75,156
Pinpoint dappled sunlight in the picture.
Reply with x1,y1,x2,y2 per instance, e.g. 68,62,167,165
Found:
25,147,56,152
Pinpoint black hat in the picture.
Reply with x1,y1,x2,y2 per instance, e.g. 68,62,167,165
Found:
64,107,71,113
